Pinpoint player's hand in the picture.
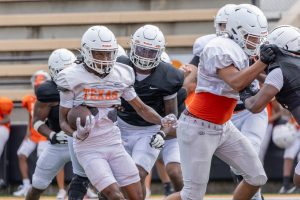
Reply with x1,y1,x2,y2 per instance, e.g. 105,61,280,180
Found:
73,115,95,140
149,131,165,150
259,44,278,65
179,64,192,78
239,83,259,104
49,131,68,144
161,113,178,128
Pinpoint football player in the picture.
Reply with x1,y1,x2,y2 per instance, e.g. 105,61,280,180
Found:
13,70,51,197
116,25,184,198
25,49,76,200
165,4,277,200
0,96,13,158
57,25,178,200
237,25,300,191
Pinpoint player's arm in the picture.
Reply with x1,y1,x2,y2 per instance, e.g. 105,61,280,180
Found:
127,96,163,125
217,44,277,91
244,84,279,113
32,101,57,138
181,64,197,95
0,114,10,125
59,105,74,137
161,96,178,138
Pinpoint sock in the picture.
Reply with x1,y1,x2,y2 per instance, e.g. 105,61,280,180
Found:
283,176,291,189
23,179,30,186
163,182,174,196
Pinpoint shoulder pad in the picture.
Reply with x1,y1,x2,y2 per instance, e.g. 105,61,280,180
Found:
36,81,60,103
154,62,184,95
193,34,216,57
114,62,135,86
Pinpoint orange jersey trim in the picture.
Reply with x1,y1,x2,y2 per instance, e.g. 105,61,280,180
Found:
187,92,237,125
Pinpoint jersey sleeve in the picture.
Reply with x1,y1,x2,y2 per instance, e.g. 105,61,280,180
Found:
59,90,75,108
0,97,13,115
55,69,72,91
200,38,248,74
121,68,137,101
36,81,60,103
264,68,283,91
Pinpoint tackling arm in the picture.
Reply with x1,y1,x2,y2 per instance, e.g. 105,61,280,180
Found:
244,84,279,113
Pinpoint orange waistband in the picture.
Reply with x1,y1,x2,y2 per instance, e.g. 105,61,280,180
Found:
187,92,237,125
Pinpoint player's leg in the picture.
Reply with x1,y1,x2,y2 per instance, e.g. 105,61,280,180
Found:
279,138,300,193
67,136,91,199
131,135,160,198
76,149,126,200
144,171,152,198
156,159,174,196
56,168,66,200
26,144,70,200
162,138,183,192
14,138,36,196
215,121,267,200
237,110,268,200
177,114,220,200
110,143,142,200
294,161,300,187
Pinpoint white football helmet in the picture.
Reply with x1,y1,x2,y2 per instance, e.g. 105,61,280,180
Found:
160,51,171,64
130,24,165,70
225,4,268,56
48,48,76,80
268,25,300,53
214,4,237,36
81,26,118,75
30,70,51,88
272,123,298,149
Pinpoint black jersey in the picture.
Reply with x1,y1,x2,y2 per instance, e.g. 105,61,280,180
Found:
36,80,61,132
117,56,184,126
268,49,300,123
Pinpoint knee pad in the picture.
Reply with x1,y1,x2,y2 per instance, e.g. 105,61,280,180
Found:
68,175,89,200
246,175,268,186
32,176,51,190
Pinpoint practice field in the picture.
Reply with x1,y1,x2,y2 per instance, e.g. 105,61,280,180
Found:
1,194,300,200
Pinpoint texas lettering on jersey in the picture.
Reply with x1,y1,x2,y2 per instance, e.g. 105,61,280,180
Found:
83,88,118,101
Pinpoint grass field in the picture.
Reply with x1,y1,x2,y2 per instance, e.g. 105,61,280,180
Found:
1,194,300,200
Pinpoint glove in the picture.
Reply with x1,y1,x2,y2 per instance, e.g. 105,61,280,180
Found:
73,115,95,140
239,84,259,104
161,113,178,128
259,44,278,64
49,131,68,144
149,130,165,150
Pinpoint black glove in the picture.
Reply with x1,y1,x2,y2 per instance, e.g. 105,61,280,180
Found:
239,84,259,104
149,131,165,150
49,131,68,144
259,44,278,64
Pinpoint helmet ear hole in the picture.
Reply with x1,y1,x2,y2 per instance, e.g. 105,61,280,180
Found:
130,25,165,70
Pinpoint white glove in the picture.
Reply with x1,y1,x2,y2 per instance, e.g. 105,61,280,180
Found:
149,131,165,150
161,114,178,128
49,131,68,144
73,115,95,140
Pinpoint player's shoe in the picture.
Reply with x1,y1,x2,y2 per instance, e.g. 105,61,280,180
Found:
87,187,98,199
13,184,31,197
56,188,66,200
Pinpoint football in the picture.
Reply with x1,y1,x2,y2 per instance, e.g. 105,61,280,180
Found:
67,105,92,130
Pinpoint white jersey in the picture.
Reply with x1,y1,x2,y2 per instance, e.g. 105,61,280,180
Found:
193,34,216,57
56,63,136,108
196,36,249,99
56,63,137,146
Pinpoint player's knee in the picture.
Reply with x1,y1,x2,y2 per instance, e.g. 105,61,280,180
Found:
137,165,148,182
68,175,89,200
166,163,182,179
102,189,124,200
18,154,27,160
28,185,44,196
32,176,50,190
246,174,267,186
